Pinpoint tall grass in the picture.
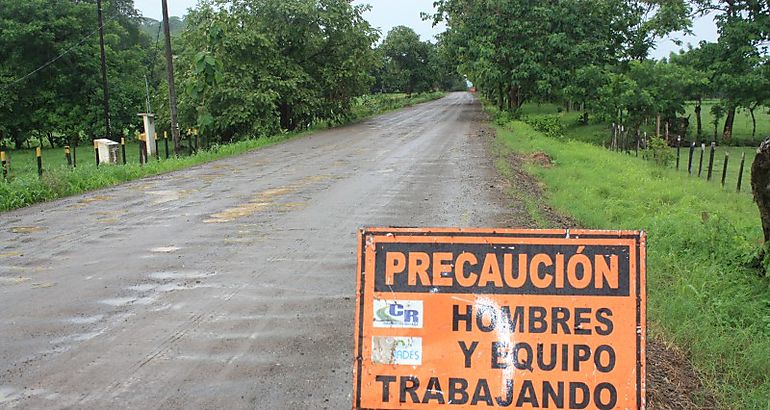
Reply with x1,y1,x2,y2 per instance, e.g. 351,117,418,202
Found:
0,92,445,212
494,118,770,408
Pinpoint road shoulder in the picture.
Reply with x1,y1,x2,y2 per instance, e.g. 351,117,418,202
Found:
482,117,716,410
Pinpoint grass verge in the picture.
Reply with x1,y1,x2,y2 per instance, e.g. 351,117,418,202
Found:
0,92,445,212
492,117,770,408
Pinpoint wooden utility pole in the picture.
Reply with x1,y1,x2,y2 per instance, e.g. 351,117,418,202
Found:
96,0,112,141
161,0,181,154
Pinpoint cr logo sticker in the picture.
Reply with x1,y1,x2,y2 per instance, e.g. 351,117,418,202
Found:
373,300,423,328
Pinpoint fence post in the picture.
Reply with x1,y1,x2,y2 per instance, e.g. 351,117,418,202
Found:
688,142,695,175
721,153,729,187
121,137,127,165
610,123,615,150
1,150,7,179
164,131,169,159
676,136,681,170
65,146,72,167
635,130,639,157
155,137,160,161
698,143,705,177
94,140,100,167
737,153,746,192
72,144,77,168
36,146,43,177
707,142,716,181
138,133,146,166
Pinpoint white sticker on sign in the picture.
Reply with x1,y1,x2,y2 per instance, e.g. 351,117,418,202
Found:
371,336,422,366
373,300,423,328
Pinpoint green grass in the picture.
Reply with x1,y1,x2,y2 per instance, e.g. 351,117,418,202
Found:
694,100,770,146
668,145,756,195
0,92,445,212
492,115,770,408
519,101,770,147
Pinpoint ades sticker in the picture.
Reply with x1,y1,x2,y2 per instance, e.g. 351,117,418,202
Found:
371,336,422,366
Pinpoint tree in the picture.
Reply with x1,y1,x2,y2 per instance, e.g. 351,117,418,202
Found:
690,0,770,143
669,45,713,139
0,0,150,148
431,0,690,113
179,0,378,139
380,26,433,96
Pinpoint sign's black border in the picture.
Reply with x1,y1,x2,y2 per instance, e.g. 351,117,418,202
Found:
353,228,646,410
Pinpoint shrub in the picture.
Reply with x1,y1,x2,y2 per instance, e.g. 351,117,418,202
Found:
642,136,675,166
524,115,565,139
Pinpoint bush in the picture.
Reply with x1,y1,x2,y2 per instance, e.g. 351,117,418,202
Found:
524,115,565,139
642,136,675,166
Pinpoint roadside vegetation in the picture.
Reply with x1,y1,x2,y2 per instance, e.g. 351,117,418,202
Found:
515,102,761,191
1,0,461,211
0,92,444,212
491,111,770,408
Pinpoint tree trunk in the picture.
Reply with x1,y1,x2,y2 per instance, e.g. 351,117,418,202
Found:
498,86,504,111
695,98,703,138
47,132,55,148
752,139,770,247
507,85,513,111
750,105,757,137
722,105,736,144
13,130,23,150
656,114,661,138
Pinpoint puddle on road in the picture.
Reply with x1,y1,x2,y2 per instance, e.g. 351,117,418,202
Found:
150,246,181,253
100,297,138,307
50,330,104,344
66,315,105,325
127,284,158,292
148,271,215,280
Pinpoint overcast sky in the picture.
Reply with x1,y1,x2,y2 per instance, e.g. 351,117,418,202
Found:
133,0,718,59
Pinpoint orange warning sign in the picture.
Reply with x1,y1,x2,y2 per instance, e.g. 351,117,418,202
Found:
353,228,646,409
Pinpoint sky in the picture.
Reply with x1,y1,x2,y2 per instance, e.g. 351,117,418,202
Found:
133,0,717,59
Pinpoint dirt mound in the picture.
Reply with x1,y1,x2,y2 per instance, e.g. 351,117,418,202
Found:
528,151,553,167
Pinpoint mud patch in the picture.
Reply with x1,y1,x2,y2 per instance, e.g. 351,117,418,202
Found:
647,337,715,409
0,277,31,286
9,226,46,234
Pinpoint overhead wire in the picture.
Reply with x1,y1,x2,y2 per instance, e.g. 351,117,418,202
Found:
0,11,118,91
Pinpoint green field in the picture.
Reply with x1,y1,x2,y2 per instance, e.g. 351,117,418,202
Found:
519,101,770,147
0,92,444,211
491,111,770,408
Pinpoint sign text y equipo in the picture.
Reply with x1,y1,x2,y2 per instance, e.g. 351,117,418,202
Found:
353,228,646,409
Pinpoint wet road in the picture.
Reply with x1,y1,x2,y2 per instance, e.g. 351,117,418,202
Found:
0,92,513,409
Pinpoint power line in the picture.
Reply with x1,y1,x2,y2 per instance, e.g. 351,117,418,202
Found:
0,14,115,90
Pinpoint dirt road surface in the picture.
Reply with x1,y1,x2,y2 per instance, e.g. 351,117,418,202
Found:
0,93,515,409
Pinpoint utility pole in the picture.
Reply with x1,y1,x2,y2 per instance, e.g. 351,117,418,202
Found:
162,0,181,155
96,0,112,141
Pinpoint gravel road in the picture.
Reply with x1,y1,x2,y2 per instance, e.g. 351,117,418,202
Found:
0,92,514,409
